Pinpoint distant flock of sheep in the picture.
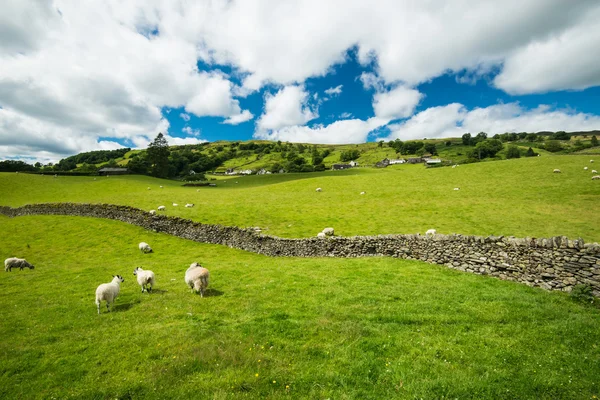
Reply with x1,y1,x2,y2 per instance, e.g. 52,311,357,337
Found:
5,241,210,315
554,160,599,179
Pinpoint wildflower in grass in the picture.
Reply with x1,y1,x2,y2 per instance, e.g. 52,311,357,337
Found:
255,373,259,377
273,380,276,384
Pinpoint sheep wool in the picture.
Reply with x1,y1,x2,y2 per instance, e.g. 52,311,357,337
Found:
185,262,210,297
4,257,35,272
95,275,124,314
133,267,155,293
139,242,153,253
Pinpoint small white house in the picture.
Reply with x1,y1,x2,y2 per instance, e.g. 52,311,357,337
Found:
349,160,359,167
426,159,442,165
388,159,406,165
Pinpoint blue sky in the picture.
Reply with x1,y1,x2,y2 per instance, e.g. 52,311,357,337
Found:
1,1,599,162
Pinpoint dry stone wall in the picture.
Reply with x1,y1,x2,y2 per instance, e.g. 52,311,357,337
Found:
1,203,599,296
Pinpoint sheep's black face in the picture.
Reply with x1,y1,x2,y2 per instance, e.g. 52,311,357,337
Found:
133,268,139,276
116,275,124,282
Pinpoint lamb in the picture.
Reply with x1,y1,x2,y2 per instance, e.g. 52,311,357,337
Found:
133,267,155,293
149,210,156,215
185,203,194,208
4,257,35,272
317,232,326,239
157,206,166,211
138,242,153,253
592,175,600,180
553,169,561,173
95,275,124,314
322,227,334,236
425,229,437,236
316,188,322,192
185,262,210,297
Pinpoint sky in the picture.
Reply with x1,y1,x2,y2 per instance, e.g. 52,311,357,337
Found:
1,1,600,164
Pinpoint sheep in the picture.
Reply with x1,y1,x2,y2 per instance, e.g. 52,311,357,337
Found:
149,210,156,215
133,267,155,293
157,206,166,211
4,257,35,272
316,188,322,192
185,262,210,297
172,203,178,207
160,185,164,188
95,275,124,314
553,169,561,173
139,242,153,253
584,167,589,171
322,227,334,236
592,175,600,180
425,229,437,236
317,232,326,239
453,187,460,191
591,160,595,163
592,170,598,174
185,203,194,208
360,191,365,195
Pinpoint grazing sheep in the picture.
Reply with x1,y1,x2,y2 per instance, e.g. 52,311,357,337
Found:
139,242,153,253
316,188,322,192
149,210,156,215
185,203,194,208
160,185,164,188
591,160,595,163
592,175,600,180
453,187,460,191
322,227,334,236
157,206,166,211
133,267,155,293
452,165,456,169
317,232,326,239
95,275,124,314
426,229,437,236
553,169,561,173
185,262,210,297
592,170,598,174
584,167,589,171
4,257,35,272
360,191,365,195
172,203,178,207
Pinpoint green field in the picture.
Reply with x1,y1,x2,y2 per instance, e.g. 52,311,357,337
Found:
1,215,599,399
2,154,599,241
1,154,600,399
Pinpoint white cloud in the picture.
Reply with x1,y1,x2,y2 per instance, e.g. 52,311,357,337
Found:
166,135,206,146
255,117,389,144
256,86,317,131
223,109,254,125
324,85,343,96
180,113,191,122
339,112,353,119
182,126,201,137
373,86,423,120
387,102,600,140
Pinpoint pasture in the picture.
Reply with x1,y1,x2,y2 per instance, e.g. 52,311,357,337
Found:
1,154,599,241
1,154,600,398
1,216,599,399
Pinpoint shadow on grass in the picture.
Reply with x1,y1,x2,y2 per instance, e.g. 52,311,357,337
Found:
145,288,168,295
203,288,224,297
112,299,141,312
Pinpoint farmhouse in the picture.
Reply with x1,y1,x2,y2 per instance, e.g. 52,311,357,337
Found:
388,159,406,165
98,167,128,176
426,159,442,165
376,158,390,168
407,157,423,164
332,164,352,170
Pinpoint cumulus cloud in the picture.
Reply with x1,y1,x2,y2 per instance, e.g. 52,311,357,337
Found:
255,117,389,144
373,86,423,120
182,126,201,137
180,113,191,122
387,102,600,140
324,85,343,96
256,86,317,131
223,109,254,125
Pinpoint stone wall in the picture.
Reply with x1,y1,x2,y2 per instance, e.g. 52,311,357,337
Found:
1,203,599,296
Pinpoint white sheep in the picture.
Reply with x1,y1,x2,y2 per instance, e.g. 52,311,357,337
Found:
592,170,598,174
157,206,166,211
317,232,326,239
584,167,588,171
185,203,194,208
95,275,124,314
139,242,153,253
591,160,595,163
592,175,600,180
4,257,35,272
160,185,164,188
172,203,178,207
133,267,155,293
553,169,561,173
185,262,210,297
322,227,334,236
360,191,365,195
426,229,437,236
453,187,460,191
149,210,156,215
316,188,322,192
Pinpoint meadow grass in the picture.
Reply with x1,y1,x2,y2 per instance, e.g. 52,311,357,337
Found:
1,215,599,399
1,154,599,241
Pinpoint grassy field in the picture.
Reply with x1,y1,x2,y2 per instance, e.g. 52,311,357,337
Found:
1,215,599,399
2,154,599,241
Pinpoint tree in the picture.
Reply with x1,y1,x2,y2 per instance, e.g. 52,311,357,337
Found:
592,135,599,147
544,140,563,153
340,149,360,162
147,132,171,178
423,143,437,155
525,147,537,157
445,141,452,147
506,145,521,159
474,139,503,159
378,140,384,147
127,155,150,174
462,133,472,146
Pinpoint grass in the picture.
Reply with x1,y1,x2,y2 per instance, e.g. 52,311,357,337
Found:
1,215,599,399
2,154,599,241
